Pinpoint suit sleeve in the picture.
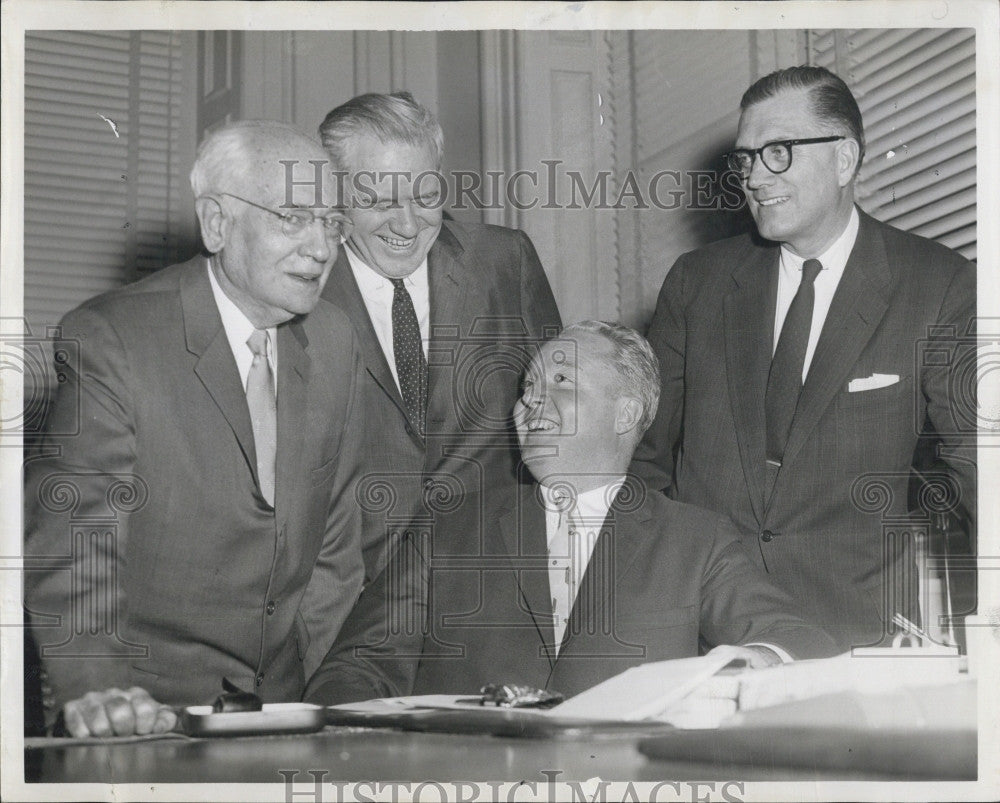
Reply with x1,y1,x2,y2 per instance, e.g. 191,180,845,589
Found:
630,254,690,493
697,516,838,660
23,307,139,724
920,259,977,546
515,229,562,338
303,531,428,705
296,328,367,680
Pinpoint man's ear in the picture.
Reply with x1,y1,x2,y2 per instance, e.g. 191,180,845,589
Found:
195,195,228,254
615,397,643,436
835,138,861,187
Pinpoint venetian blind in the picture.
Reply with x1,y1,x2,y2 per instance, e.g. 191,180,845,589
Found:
24,31,196,347
807,28,976,260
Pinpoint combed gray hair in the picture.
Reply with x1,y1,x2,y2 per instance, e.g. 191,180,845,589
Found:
561,320,661,436
189,119,321,197
318,90,444,172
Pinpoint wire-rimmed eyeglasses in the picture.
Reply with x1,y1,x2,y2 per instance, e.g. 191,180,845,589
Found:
724,136,845,178
217,192,353,240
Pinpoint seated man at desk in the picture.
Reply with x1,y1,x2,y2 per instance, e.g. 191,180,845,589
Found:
306,321,837,704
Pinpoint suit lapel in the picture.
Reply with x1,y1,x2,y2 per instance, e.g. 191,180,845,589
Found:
780,212,893,470
427,224,470,428
497,487,556,667
274,321,309,528
558,490,654,657
181,259,258,483
723,243,779,524
323,251,417,438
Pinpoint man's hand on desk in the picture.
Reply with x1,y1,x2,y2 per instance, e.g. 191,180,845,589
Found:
716,644,785,669
61,687,177,737
660,645,784,728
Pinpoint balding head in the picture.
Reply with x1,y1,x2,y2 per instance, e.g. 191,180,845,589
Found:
190,120,331,206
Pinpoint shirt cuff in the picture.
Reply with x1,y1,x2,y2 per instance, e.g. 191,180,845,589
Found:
744,642,795,664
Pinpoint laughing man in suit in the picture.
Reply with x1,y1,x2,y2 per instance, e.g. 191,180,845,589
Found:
305,322,836,704
317,91,561,580
632,66,977,651
25,121,365,736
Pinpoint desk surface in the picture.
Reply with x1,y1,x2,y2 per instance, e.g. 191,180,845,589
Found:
26,723,973,785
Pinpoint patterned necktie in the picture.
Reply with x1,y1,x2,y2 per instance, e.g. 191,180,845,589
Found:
246,329,276,506
548,505,577,654
765,258,823,465
391,277,428,436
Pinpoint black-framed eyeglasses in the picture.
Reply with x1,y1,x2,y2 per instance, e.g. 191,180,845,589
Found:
724,136,845,178
217,193,353,239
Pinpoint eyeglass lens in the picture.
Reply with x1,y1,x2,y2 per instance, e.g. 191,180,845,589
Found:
729,143,791,176
281,210,350,239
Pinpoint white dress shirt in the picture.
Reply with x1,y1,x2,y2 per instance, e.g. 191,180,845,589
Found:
541,479,624,654
773,206,860,381
345,245,430,393
207,261,277,397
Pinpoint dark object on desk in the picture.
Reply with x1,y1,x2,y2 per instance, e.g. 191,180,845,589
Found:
211,676,263,712
212,691,263,713
477,683,565,709
324,705,672,740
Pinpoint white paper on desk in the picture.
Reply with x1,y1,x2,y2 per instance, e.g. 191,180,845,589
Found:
549,645,743,721
330,695,497,712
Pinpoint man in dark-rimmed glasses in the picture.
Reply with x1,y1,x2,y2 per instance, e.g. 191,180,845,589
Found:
25,120,367,736
633,66,976,652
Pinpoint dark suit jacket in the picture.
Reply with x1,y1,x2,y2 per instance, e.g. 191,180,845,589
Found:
24,258,366,725
304,482,836,703
632,210,977,651
320,220,561,580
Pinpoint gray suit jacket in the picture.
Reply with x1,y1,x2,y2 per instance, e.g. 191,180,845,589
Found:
320,220,561,580
24,258,366,724
304,482,837,704
632,210,976,650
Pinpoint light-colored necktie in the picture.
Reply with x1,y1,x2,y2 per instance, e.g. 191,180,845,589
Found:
246,329,276,506
548,505,581,654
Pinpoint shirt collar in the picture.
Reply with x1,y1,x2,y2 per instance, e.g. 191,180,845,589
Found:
206,260,276,370
345,244,429,298
779,205,859,275
208,259,258,346
540,477,626,537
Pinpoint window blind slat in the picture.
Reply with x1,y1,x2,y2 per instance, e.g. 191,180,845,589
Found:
809,28,976,260
848,29,964,86
853,31,973,97
24,30,191,378
880,188,975,232
864,91,975,153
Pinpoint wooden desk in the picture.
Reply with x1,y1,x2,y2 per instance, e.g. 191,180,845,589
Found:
25,722,972,785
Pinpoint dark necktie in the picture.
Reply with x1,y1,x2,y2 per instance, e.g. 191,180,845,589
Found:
391,277,427,436
765,258,823,466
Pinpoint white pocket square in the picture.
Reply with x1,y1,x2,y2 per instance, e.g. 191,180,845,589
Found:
848,373,900,393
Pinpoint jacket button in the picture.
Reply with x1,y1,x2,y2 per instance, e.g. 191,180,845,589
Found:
405,424,413,436
256,673,264,686
266,600,276,615
761,530,774,542
423,478,434,489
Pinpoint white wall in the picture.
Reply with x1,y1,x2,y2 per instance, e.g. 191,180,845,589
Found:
243,30,787,331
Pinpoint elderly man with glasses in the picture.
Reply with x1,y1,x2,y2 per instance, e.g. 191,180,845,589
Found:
632,66,976,653
24,120,366,736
